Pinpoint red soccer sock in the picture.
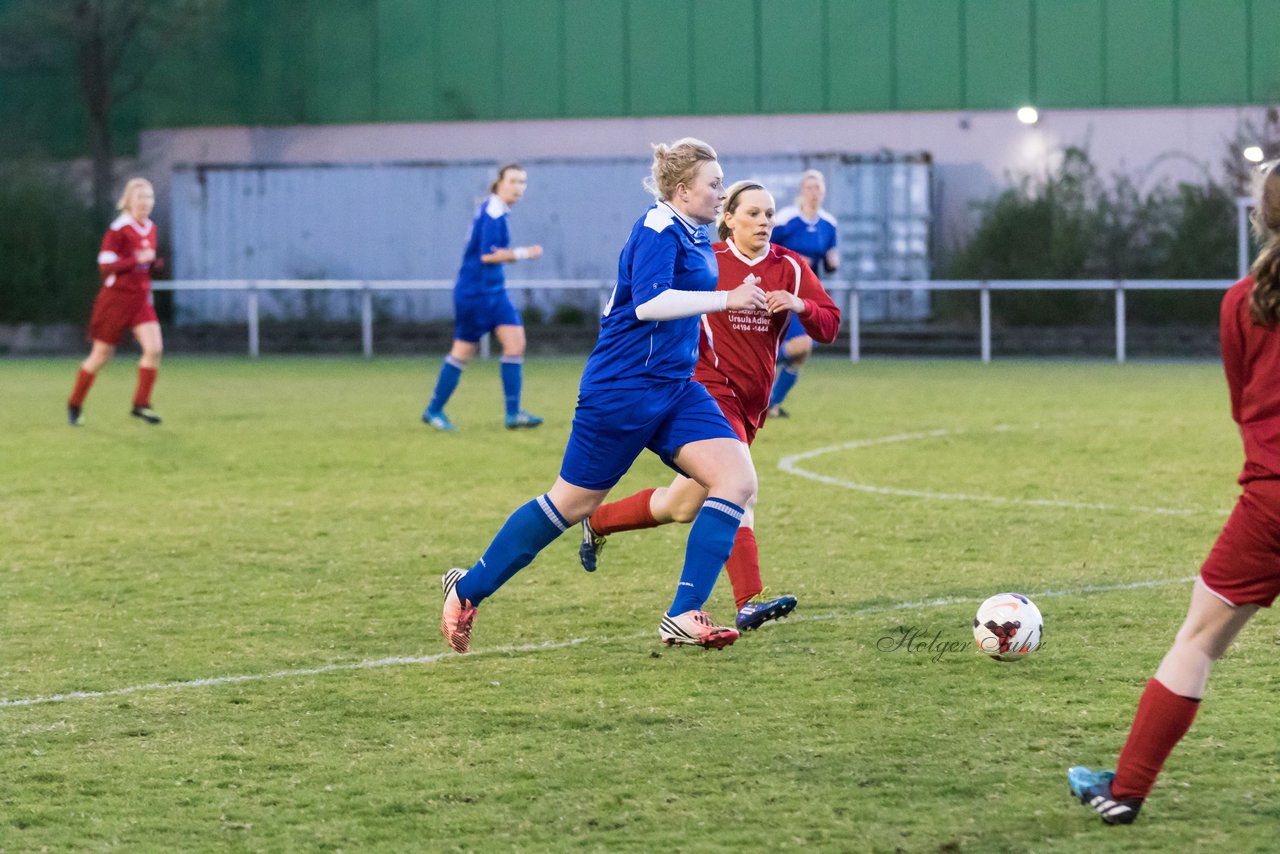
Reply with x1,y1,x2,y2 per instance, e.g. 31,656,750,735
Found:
724,527,762,609
589,488,659,536
1111,678,1201,801
68,368,97,408
133,366,157,407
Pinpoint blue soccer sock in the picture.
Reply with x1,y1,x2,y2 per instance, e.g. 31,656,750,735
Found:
500,356,523,417
427,355,465,414
769,364,800,408
456,494,569,606
668,498,744,616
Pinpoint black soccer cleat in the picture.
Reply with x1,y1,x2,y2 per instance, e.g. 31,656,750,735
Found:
579,519,606,572
1067,766,1143,825
735,591,799,631
131,405,162,425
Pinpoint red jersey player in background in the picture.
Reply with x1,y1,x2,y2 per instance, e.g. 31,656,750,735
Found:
577,181,841,632
1068,161,1280,824
67,177,164,426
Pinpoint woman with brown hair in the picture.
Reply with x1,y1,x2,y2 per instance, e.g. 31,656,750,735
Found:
1069,160,1280,824
422,162,544,431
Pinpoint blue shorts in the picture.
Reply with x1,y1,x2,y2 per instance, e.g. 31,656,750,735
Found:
559,380,741,491
454,290,521,343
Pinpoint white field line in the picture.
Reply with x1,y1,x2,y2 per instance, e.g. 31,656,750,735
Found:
0,576,1194,710
778,428,1228,517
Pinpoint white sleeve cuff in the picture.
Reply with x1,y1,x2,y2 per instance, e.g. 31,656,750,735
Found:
634,288,729,321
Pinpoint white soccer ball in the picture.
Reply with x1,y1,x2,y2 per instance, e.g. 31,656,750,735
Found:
973,593,1043,661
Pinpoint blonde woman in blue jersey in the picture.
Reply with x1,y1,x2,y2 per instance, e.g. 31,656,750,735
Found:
440,138,768,654
423,163,544,431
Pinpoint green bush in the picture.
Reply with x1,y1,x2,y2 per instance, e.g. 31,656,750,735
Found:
0,163,100,323
941,148,1236,326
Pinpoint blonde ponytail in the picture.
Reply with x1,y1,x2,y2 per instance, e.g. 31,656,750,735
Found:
644,138,717,201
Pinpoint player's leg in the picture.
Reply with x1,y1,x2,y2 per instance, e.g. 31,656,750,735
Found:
130,320,163,424
768,320,812,418
442,476,609,652
423,335,478,430
658,435,755,647
441,389,648,651
495,319,541,429
1069,581,1258,824
68,339,115,425
1069,490,1275,825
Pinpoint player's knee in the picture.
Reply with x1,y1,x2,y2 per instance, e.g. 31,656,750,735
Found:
669,500,701,524
717,469,757,507
1176,623,1231,661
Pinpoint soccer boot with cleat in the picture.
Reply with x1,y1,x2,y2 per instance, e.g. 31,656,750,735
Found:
735,589,799,632
504,410,544,429
659,610,740,650
422,408,457,431
131,405,162,424
440,568,478,653
767,405,790,419
578,519,606,572
68,405,85,427
1067,766,1143,825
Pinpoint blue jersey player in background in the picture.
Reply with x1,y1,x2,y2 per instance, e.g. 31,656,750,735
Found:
423,163,545,431
439,138,769,654
768,169,839,419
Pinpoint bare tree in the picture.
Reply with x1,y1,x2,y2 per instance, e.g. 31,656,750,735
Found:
0,0,223,214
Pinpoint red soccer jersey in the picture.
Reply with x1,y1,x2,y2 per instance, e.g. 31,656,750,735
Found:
694,239,841,429
97,214,157,293
1220,276,1280,484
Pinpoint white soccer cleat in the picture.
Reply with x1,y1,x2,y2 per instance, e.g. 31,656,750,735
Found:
659,609,740,650
440,568,477,654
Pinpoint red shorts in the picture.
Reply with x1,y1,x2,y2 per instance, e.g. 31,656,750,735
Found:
1200,480,1280,608
88,287,158,346
708,390,758,446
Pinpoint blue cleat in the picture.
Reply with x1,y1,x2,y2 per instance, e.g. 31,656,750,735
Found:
578,519,606,572
505,410,543,429
1067,766,1143,825
423,408,456,431
735,590,798,632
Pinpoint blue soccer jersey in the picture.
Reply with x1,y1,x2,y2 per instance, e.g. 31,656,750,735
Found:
773,205,838,274
455,195,511,297
579,202,718,390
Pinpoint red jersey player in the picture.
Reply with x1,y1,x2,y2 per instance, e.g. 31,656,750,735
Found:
577,181,841,632
1068,161,1280,824
67,177,164,426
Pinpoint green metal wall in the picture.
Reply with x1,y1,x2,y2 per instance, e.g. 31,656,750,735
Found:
4,0,1280,158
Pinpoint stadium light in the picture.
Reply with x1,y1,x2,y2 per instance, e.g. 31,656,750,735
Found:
1016,106,1039,125
1244,145,1265,163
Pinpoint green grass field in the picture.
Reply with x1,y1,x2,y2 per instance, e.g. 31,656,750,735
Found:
3,356,1277,852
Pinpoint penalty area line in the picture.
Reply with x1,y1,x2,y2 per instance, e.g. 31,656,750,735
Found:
1,576,1194,710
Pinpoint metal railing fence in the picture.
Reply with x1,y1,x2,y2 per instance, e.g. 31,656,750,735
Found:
153,278,1232,363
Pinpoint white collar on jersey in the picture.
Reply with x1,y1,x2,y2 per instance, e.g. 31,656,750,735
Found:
726,237,771,267
658,200,701,237
484,194,510,218
111,213,154,234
